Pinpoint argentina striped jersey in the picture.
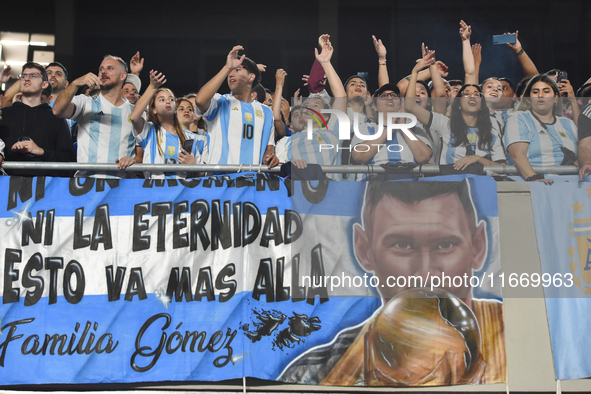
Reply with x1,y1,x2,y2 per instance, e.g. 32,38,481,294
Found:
505,110,577,166
197,94,274,165
71,94,136,163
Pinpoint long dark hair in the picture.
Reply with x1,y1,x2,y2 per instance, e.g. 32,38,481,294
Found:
148,88,187,157
449,84,493,151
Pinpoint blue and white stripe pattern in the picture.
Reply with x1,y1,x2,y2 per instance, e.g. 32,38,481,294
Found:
71,94,136,163
430,112,505,165
197,94,274,165
135,122,202,179
289,119,341,180
275,136,291,163
505,110,577,166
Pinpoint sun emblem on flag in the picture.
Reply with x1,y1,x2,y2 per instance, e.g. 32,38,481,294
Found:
568,217,591,294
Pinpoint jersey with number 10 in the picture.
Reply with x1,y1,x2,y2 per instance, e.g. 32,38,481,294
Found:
197,93,274,165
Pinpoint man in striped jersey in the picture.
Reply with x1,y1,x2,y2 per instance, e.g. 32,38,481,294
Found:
53,55,137,170
194,46,278,167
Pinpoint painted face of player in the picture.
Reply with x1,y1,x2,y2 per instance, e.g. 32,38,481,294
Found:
20,67,48,96
346,77,368,99
481,79,503,107
45,66,68,94
99,58,126,91
153,90,176,118
354,193,486,301
121,83,139,104
176,99,195,129
529,81,557,116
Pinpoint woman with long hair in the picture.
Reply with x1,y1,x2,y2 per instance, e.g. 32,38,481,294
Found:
129,70,200,178
405,49,505,171
505,74,577,183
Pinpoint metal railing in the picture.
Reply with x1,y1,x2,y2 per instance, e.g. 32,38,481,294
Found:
0,162,581,175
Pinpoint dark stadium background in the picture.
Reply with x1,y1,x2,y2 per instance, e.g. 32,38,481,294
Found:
4,0,589,97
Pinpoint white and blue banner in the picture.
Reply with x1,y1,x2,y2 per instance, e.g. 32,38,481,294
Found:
530,182,591,380
0,174,505,387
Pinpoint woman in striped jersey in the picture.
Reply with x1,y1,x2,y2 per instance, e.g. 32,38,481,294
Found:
405,49,506,173
129,70,201,179
505,74,577,183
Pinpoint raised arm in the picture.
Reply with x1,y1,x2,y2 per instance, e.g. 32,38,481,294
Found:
316,35,347,113
373,35,389,87
396,68,431,97
426,42,449,114
129,51,144,77
0,66,19,107
52,72,101,118
130,70,166,133
194,45,245,114
472,43,482,84
505,31,539,77
559,79,581,127
404,49,435,126
460,20,477,85
273,69,288,137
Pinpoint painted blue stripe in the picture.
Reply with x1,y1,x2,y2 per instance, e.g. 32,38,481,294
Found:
87,99,102,163
239,102,255,164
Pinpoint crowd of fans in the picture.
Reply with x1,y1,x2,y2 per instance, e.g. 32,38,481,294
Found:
1,20,591,183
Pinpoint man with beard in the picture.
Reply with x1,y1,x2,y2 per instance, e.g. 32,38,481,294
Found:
53,55,136,169
45,62,69,103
